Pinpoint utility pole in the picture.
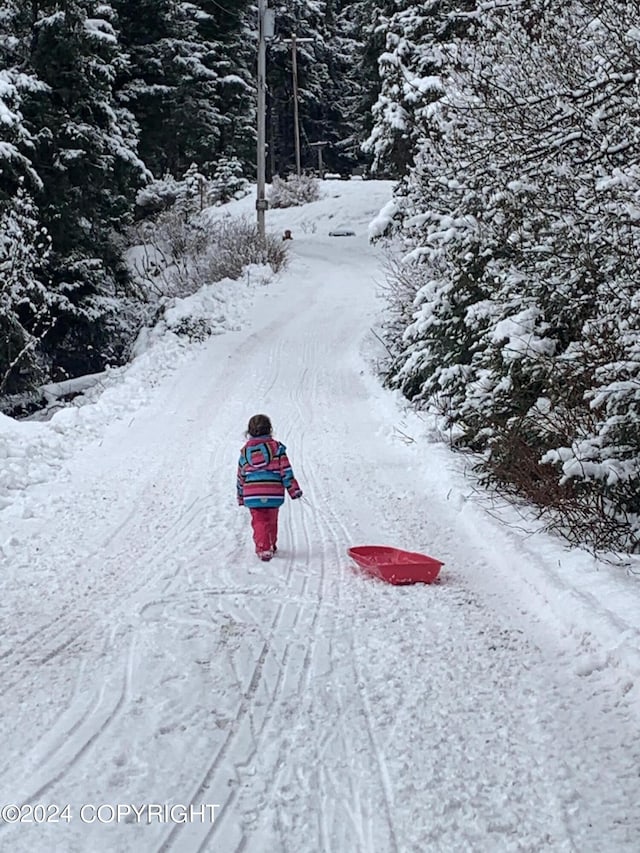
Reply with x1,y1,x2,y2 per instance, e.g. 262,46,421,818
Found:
291,34,301,177
256,1,273,240
309,141,328,179
283,34,314,177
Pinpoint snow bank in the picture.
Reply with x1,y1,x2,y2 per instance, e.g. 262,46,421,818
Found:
0,273,257,517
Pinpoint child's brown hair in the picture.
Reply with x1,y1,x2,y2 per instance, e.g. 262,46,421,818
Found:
247,414,272,437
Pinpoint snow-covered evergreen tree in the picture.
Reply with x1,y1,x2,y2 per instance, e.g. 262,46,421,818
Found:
10,0,147,380
0,4,47,201
0,186,55,393
191,0,255,172
266,0,365,176
113,0,238,178
336,0,389,166
384,0,640,549
210,156,250,203
363,0,477,176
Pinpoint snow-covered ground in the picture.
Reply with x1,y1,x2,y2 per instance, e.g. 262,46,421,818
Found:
1,180,639,853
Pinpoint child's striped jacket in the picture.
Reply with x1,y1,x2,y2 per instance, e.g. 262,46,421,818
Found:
237,436,301,508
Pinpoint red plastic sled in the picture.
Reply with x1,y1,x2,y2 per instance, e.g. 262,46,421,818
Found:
347,546,444,585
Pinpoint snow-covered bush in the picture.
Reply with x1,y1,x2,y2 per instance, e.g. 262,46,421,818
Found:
198,217,287,285
135,174,180,217
130,213,287,301
136,160,251,219
152,208,209,265
268,174,320,208
210,157,251,204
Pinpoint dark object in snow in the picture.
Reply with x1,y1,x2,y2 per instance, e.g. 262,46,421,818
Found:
328,229,355,237
283,229,293,240
347,545,443,585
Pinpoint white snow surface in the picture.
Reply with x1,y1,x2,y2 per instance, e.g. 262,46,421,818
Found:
1,180,639,853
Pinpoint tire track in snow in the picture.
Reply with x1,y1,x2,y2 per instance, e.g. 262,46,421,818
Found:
215,334,404,852
280,350,362,847
157,339,330,852
288,345,402,852
0,629,136,842
159,329,343,850
0,353,261,808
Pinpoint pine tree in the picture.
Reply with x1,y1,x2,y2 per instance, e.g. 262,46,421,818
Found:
363,0,477,176
15,0,147,379
0,5,45,201
192,0,256,171
266,0,365,176
113,0,227,177
336,0,392,172
0,186,55,393
383,0,640,548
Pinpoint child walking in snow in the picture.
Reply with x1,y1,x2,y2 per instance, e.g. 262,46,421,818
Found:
236,414,303,561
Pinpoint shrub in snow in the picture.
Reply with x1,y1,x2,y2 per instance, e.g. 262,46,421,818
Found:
153,208,209,264
210,157,250,204
129,212,287,304
165,315,213,342
136,174,180,217
268,174,320,208
136,161,251,221
201,217,287,284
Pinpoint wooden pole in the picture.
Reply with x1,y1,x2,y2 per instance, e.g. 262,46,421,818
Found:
291,35,301,176
256,0,267,239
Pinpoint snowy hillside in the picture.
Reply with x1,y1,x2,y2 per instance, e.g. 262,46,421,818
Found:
0,180,639,852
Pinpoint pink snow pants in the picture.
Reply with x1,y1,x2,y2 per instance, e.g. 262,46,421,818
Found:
249,507,279,553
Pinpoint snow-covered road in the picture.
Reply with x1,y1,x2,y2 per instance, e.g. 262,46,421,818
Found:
1,182,639,852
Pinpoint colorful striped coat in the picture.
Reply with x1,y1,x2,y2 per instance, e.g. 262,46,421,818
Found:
237,436,301,508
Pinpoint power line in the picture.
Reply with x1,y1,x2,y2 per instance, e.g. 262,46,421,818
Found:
201,0,241,20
